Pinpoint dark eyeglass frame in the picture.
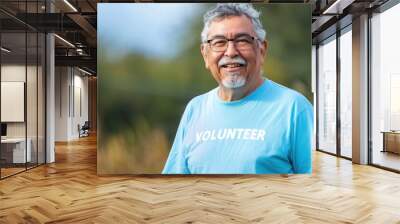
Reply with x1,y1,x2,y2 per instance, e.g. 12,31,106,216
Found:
204,34,260,52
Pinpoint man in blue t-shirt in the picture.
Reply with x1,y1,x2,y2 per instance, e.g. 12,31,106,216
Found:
162,3,313,174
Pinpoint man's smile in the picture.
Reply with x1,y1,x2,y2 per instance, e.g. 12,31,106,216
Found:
220,63,245,68
221,63,246,73
218,56,247,74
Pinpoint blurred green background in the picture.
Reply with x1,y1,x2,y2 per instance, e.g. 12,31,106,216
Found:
98,3,311,174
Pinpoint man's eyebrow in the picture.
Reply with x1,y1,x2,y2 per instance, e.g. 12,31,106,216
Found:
208,33,253,40
234,33,253,38
208,34,226,40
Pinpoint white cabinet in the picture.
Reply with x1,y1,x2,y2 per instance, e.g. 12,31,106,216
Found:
1,138,32,163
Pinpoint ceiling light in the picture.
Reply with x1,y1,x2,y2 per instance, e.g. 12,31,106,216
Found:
322,0,354,15
76,48,85,55
63,0,78,12
1,47,11,53
54,34,75,48
78,67,93,76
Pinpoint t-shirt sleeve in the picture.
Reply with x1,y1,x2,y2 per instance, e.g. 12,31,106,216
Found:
290,103,314,174
162,103,192,174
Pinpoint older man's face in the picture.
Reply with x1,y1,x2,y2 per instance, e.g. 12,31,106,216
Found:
201,15,267,89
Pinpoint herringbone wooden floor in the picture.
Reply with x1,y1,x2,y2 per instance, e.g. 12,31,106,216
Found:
1,135,400,223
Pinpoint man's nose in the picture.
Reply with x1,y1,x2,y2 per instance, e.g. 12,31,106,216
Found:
224,41,239,57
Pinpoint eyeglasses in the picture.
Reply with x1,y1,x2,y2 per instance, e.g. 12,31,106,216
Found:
205,34,259,52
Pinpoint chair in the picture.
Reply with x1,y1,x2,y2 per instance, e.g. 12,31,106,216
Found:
78,121,90,138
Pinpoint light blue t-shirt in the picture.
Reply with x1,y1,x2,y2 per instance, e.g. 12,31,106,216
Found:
162,78,313,174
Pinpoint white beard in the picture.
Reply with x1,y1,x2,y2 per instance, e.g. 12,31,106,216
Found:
221,73,246,89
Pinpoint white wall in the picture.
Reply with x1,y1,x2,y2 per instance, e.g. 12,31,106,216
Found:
55,66,69,141
55,67,89,141
1,65,38,138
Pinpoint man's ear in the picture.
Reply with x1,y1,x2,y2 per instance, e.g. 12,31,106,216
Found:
260,40,267,58
259,40,268,65
200,44,209,69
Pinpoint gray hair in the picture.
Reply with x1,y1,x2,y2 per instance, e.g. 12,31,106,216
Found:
201,3,267,43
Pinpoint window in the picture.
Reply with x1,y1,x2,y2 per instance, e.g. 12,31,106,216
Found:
339,28,352,158
317,36,337,154
371,2,400,171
